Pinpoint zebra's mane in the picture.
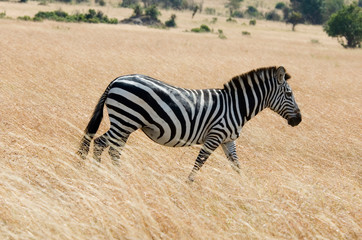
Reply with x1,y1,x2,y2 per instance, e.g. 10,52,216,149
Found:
224,66,290,89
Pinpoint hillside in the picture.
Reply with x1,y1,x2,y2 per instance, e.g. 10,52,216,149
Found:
0,1,361,239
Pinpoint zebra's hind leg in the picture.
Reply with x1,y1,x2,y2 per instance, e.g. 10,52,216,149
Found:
108,135,129,165
188,138,221,182
77,135,92,159
93,134,109,162
221,141,240,174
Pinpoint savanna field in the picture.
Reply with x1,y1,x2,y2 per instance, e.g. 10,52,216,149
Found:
0,0,361,239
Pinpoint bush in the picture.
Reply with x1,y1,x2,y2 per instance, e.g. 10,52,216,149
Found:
249,19,256,25
232,10,244,18
24,9,118,24
145,5,160,20
245,6,258,17
199,24,211,32
324,3,362,48
55,0,72,3
132,4,143,17
266,10,281,21
121,0,139,8
35,10,69,21
165,14,176,27
242,31,251,35
18,15,32,21
275,2,286,9
226,17,237,23
218,29,227,39
0,11,6,19
204,7,216,15
191,24,211,33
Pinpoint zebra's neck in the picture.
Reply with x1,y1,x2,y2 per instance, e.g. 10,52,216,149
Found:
223,67,276,128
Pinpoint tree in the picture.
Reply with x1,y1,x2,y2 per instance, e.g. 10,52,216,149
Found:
145,5,160,20
322,0,344,22
324,3,362,48
286,11,304,31
290,0,323,24
225,0,243,16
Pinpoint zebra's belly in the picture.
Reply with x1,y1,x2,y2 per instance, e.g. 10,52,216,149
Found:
141,126,203,147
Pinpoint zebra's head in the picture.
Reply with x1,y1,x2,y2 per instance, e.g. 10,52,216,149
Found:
269,66,302,127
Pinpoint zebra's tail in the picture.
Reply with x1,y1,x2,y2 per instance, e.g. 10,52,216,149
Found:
77,85,111,159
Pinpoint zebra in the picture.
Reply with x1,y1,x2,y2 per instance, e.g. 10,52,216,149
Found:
77,66,301,181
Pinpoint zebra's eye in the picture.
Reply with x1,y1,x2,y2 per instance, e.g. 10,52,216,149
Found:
285,91,292,97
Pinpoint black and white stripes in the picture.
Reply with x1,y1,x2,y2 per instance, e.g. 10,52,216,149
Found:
78,66,301,181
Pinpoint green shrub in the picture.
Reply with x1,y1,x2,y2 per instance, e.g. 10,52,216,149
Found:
34,10,68,21
249,19,256,25
232,10,244,18
121,0,138,8
24,9,118,24
165,14,176,27
56,0,72,3
266,10,281,21
200,24,210,32
191,24,211,33
226,17,237,22
33,16,43,22
132,4,143,17
145,5,160,21
218,29,227,39
95,0,106,6
210,17,218,24
242,31,251,35
18,15,32,21
246,6,258,17
205,7,216,15
0,11,6,19
275,2,286,10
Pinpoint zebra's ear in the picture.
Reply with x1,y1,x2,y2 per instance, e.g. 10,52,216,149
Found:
285,73,291,81
276,66,286,84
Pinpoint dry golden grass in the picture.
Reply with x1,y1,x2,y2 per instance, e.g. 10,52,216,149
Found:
0,1,361,239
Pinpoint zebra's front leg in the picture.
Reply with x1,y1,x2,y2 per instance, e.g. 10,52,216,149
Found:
188,140,220,182
221,141,240,174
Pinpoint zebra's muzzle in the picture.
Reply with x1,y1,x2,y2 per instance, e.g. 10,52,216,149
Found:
288,113,302,127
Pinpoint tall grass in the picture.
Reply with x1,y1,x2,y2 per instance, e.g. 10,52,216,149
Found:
0,4,361,239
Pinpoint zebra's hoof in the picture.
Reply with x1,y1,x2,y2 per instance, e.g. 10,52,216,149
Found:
187,174,195,183
112,160,120,166
76,150,87,160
